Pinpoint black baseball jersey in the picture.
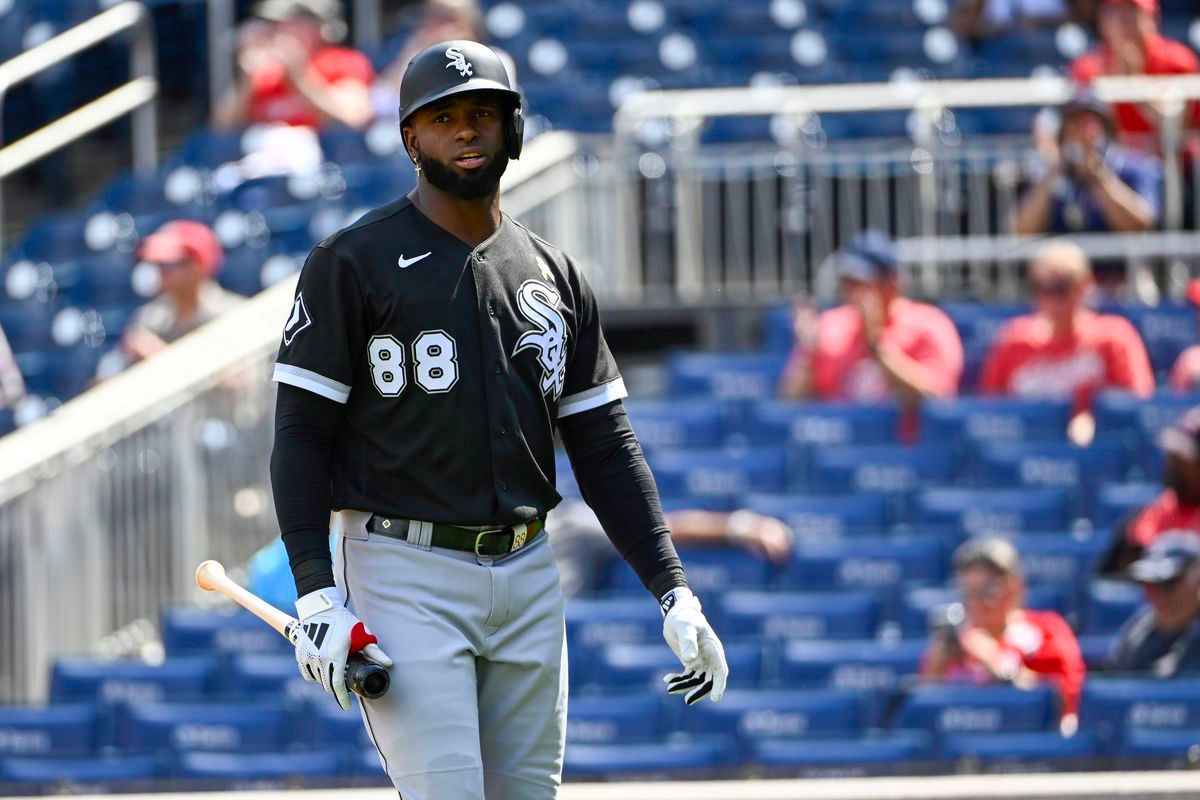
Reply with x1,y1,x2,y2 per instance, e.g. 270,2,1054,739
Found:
272,196,626,526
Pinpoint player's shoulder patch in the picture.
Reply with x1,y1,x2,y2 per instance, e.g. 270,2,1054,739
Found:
282,292,313,346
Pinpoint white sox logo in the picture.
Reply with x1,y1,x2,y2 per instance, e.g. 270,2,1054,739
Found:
445,46,473,78
513,280,567,401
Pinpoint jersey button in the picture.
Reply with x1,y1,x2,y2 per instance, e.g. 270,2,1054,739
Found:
493,362,502,374
498,425,507,436
500,481,508,492
488,302,496,316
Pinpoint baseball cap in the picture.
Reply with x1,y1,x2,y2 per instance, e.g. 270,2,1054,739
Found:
138,220,224,276
1158,405,1200,462
1061,89,1113,133
953,536,1022,578
1129,530,1200,584
253,0,342,23
1102,0,1157,12
836,230,899,284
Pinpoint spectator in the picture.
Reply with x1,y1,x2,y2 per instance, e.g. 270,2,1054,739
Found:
951,0,1073,40
922,537,1086,735
1106,531,1200,676
213,0,375,131
112,221,242,369
778,230,963,419
547,500,793,598
1014,92,1161,235
1070,0,1200,158
1168,279,1200,393
979,239,1153,442
0,323,24,410
376,0,485,105
1102,406,1200,572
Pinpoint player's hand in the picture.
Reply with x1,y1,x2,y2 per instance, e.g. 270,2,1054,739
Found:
660,588,728,705
291,587,393,711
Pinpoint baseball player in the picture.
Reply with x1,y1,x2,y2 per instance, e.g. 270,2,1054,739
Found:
269,40,728,798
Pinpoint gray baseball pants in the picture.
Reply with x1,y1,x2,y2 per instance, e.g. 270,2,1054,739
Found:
334,510,568,799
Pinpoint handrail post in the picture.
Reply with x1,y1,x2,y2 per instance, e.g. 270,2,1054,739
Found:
130,3,158,174
1159,94,1184,232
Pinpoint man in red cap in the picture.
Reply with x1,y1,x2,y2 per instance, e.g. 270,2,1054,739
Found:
1169,279,1200,392
120,220,241,365
1070,0,1200,158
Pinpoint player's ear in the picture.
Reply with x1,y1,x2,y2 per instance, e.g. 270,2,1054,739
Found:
400,124,419,165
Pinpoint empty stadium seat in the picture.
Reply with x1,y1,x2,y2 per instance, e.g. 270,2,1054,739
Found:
1122,304,1195,377
1121,728,1200,766
744,492,890,538
590,642,762,691
0,703,96,757
224,653,322,703
1085,580,1144,635
1077,634,1116,671
721,590,879,641
753,732,931,772
0,754,161,782
747,401,898,446
779,639,925,692
921,397,1072,445
173,750,344,779
624,398,725,448
892,684,1056,737
50,657,214,705
564,739,728,778
784,535,945,592
665,352,788,400
565,693,664,744
649,445,787,503
1082,679,1200,744
913,488,1070,538
116,702,288,754
1006,535,1108,588
1092,482,1160,528
303,696,375,751
940,730,1100,767
160,607,289,656
1094,392,1200,479
807,444,956,497
565,598,662,650
683,688,863,741
973,440,1127,501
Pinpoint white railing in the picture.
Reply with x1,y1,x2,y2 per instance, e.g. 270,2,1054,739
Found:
0,1,159,253
0,132,579,702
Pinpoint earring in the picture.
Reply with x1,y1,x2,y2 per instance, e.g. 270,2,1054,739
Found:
411,155,421,175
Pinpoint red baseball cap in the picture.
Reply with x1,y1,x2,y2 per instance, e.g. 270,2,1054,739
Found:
1188,278,1200,306
138,220,223,275
1103,0,1157,12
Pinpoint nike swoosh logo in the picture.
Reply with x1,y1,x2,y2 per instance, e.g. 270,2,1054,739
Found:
398,252,431,269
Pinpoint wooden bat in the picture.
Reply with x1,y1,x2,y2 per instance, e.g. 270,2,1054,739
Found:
194,559,390,699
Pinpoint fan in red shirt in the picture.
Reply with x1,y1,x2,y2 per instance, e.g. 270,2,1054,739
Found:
922,537,1086,735
980,239,1153,441
214,0,375,131
1168,279,1200,393
778,231,963,437
1070,0,1200,158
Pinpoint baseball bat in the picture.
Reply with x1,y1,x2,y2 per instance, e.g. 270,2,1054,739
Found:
194,559,390,700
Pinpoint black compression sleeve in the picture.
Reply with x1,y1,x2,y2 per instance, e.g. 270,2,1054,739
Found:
558,400,687,600
270,383,342,598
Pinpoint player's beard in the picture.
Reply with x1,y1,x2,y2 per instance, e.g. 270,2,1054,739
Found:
417,148,509,200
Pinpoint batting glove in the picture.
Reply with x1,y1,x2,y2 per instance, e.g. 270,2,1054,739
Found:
291,587,393,711
661,587,728,705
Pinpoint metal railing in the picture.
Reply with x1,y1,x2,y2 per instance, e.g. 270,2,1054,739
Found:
0,1,158,254
605,74,1200,304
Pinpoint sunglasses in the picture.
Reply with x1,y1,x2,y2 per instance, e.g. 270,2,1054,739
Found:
1033,278,1074,298
959,580,1005,603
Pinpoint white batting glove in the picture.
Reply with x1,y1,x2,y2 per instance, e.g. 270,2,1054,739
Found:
291,587,393,711
660,587,728,705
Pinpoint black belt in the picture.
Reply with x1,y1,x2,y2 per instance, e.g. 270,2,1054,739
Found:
366,514,545,557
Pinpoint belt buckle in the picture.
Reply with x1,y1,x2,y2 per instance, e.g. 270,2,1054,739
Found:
474,528,506,558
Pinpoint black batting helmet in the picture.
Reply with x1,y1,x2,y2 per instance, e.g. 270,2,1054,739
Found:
399,40,524,159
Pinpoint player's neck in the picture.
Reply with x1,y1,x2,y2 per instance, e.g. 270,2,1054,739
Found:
410,184,502,249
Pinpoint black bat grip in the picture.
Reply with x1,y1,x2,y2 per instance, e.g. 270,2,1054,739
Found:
346,655,390,699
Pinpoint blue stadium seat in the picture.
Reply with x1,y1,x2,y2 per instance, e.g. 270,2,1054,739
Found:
1121,728,1200,765
667,546,774,593
665,352,788,400
565,598,662,650
807,444,956,497
784,535,945,592
565,693,664,744
893,685,1056,736
173,129,246,168
303,696,374,751
753,732,931,771
1092,482,1160,529
0,704,97,757
174,750,344,779
921,397,1071,445
0,302,53,352
318,128,373,166
648,446,787,503
160,607,288,656
684,689,862,741
62,253,139,307
116,702,288,755
0,755,161,782
1082,679,1200,743
1122,304,1195,377
50,657,214,705
8,213,94,262
973,440,1127,498
564,739,727,778
224,653,322,703
901,584,1066,637
913,488,1070,538
1077,634,1116,671
760,305,793,352
1093,392,1200,478
779,639,925,692
941,730,1100,766
623,398,725,448
1007,535,1107,586
747,401,898,446
721,590,878,641
1085,580,1144,635
592,642,762,691
744,492,890,538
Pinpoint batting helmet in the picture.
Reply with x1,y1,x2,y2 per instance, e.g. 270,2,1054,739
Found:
399,40,524,159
